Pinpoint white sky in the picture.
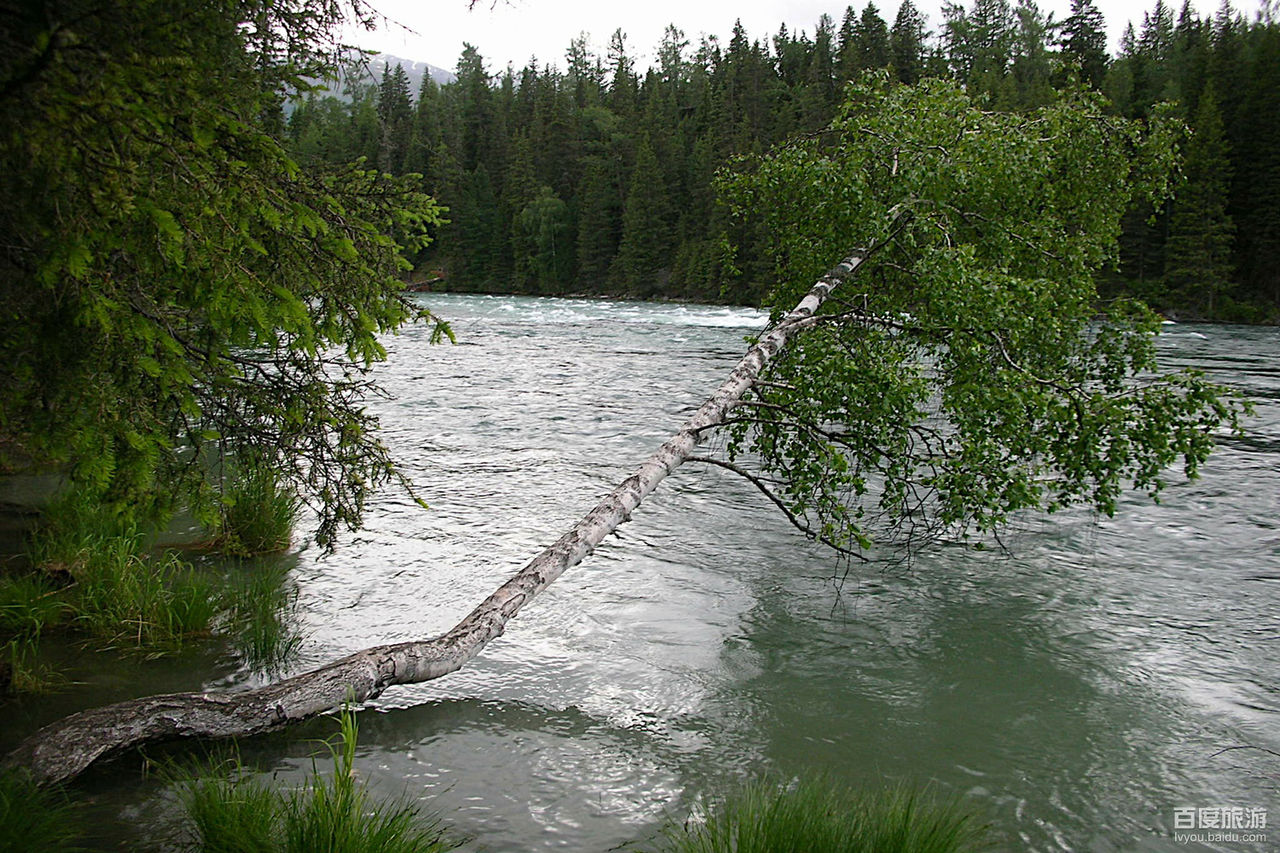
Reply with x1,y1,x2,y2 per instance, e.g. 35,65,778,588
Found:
351,0,1256,76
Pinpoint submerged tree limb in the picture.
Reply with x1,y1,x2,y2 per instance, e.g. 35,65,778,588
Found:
5,252,867,786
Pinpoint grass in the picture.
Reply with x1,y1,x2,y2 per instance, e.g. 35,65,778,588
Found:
0,484,301,694
181,710,460,853
219,560,301,673
0,571,68,638
213,458,299,557
656,777,991,853
0,768,82,852
1,636,64,693
71,549,221,651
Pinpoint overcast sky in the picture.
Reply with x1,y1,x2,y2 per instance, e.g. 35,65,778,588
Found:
350,0,1254,75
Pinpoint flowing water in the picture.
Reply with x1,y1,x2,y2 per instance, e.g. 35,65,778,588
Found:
5,295,1279,851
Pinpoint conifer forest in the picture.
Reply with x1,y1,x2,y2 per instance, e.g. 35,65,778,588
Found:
288,0,1280,320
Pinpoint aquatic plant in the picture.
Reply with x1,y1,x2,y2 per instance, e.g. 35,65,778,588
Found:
70,549,220,650
219,559,301,673
657,777,991,853
0,768,82,852
213,456,299,557
182,711,460,853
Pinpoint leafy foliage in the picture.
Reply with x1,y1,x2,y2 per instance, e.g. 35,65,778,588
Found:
0,0,445,546
716,76,1247,553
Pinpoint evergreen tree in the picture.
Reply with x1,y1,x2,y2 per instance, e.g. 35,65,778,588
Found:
1059,0,1108,88
1234,22,1280,305
406,77,446,191
377,63,413,174
576,158,624,289
0,0,445,543
1164,87,1235,314
891,0,929,83
857,3,893,70
611,139,672,295
837,6,862,82
607,29,639,117
1008,0,1055,107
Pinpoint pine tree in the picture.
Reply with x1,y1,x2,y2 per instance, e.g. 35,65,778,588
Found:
1164,86,1235,314
1059,0,1108,88
891,0,929,84
611,139,672,295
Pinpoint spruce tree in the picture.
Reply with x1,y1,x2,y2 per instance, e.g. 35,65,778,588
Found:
891,0,929,84
1059,0,1109,88
1164,86,1235,315
376,63,413,174
611,139,673,296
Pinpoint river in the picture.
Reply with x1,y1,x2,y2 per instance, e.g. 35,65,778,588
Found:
5,294,1278,851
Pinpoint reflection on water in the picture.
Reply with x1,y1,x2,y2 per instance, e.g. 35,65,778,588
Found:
6,296,1278,851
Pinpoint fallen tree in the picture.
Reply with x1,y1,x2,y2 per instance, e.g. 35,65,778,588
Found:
5,254,867,786
7,76,1247,785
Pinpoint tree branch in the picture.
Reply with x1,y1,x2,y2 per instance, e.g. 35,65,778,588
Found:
685,455,868,560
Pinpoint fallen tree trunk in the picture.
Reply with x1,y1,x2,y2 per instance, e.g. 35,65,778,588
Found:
6,252,865,786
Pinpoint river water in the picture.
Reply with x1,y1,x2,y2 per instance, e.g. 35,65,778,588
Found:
7,295,1279,851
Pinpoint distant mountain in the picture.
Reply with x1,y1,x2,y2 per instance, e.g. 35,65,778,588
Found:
294,53,455,108
365,54,456,89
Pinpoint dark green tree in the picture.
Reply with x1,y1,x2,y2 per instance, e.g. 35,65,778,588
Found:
377,63,413,174
0,0,445,545
1008,0,1055,107
891,0,929,83
856,3,893,70
576,158,624,289
1164,86,1235,314
1059,0,1109,88
515,187,573,293
611,139,673,295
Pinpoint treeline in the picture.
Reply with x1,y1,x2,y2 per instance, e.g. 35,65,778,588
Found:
286,0,1280,317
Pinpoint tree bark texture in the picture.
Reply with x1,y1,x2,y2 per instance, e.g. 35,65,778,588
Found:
6,253,865,786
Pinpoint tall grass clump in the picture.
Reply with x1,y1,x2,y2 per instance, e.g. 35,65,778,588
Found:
220,560,301,673
0,571,68,638
1,637,64,694
71,549,220,650
26,487,144,576
182,710,460,853
23,489,220,651
657,777,991,853
213,455,298,556
0,768,82,852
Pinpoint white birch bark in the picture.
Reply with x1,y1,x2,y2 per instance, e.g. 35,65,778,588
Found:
6,253,864,785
